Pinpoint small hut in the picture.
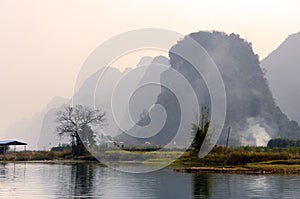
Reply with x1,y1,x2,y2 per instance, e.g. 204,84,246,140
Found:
0,140,27,161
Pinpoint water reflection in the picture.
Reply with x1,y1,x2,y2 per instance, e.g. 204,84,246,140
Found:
193,174,211,199
54,163,192,198
71,163,95,197
0,162,26,179
53,163,98,197
2,163,300,198
0,163,7,178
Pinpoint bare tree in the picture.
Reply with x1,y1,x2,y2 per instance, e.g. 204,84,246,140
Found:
56,105,105,156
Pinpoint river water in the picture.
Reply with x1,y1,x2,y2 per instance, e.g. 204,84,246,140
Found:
0,163,300,198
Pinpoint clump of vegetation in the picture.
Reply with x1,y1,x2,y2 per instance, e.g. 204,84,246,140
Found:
121,144,161,152
50,144,72,152
173,145,300,167
267,138,300,148
190,107,210,156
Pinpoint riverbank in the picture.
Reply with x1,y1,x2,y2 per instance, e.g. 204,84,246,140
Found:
3,146,300,174
0,149,183,163
174,166,265,174
174,163,300,175
0,150,97,162
172,146,300,174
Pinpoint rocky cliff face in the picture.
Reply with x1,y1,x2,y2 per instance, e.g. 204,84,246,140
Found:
173,31,300,145
117,31,300,147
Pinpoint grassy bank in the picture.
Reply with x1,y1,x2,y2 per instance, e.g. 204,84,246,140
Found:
0,149,183,162
172,146,300,174
172,146,300,167
0,150,97,162
3,146,300,174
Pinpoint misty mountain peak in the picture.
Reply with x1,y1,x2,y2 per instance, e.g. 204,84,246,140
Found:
118,30,300,147
262,31,300,124
136,56,153,67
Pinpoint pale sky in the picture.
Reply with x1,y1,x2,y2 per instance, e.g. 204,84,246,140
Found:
0,0,300,133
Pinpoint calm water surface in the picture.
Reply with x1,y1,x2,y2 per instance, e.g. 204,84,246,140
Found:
1,163,300,198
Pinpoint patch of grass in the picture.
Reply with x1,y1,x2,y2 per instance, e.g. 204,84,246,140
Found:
143,158,173,164
0,151,72,161
172,146,300,167
99,150,183,162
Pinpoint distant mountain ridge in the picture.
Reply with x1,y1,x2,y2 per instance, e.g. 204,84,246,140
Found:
117,31,300,147
3,96,68,149
7,31,300,150
261,31,300,125
37,56,169,149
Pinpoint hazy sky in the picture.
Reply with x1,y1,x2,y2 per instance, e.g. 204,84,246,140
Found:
0,0,300,133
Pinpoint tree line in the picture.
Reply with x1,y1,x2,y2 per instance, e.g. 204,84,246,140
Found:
267,138,300,148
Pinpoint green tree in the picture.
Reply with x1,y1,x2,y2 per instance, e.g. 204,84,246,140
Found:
190,107,210,156
56,105,105,156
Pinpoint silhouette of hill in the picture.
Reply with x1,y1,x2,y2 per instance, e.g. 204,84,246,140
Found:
261,31,300,125
4,96,67,149
12,31,300,150
37,56,169,149
117,31,300,147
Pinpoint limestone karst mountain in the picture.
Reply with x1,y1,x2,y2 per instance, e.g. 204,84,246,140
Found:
261,31,300,126
11,31,300,150
117,31,300,147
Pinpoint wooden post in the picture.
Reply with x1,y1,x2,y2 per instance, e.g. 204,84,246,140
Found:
226,126,231,148
24,145,27,161
14,145,16,161
4,145,6,161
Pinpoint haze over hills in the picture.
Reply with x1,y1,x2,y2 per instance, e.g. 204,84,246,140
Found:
117,31,300,147
6,30,300,150
261,31,300,125
37,56,169,150
37,67,126,149
3,96,67,149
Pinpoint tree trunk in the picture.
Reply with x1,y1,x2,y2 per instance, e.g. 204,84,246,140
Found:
71,134,76,155
74,131,86,156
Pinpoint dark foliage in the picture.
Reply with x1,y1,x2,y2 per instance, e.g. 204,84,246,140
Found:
190,107,210,155
267,138,300,148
